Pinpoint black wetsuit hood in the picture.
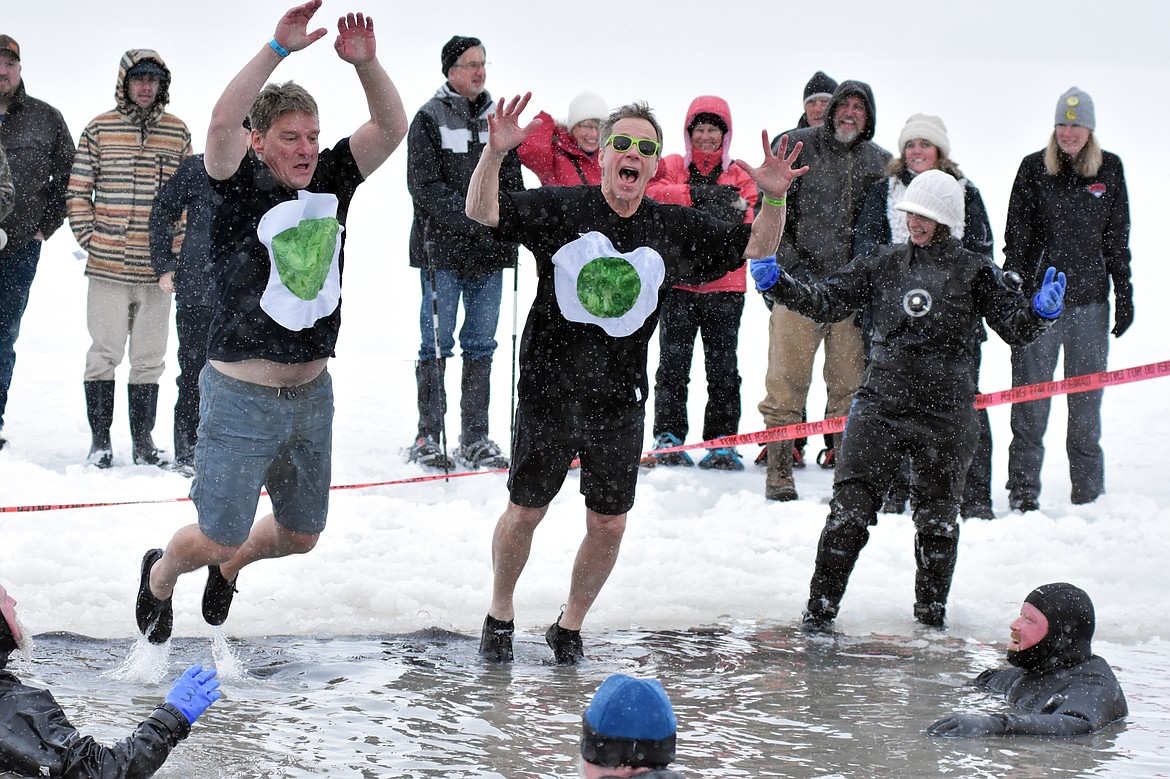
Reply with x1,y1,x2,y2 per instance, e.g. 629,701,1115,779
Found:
1007,582,1095,672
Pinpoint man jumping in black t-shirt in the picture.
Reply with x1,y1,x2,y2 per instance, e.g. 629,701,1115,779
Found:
466,94,807,663
133,0,408,643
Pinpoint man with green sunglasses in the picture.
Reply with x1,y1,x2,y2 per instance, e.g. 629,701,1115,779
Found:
465,94,807,666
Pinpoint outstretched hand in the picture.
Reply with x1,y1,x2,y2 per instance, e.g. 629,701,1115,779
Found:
165,664,222,725
486,93,543,154
736,131,808,200
335,12,375,64
274,0,329,53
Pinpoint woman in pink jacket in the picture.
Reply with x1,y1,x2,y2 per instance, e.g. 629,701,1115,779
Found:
516,91,606,187
645,96,757,470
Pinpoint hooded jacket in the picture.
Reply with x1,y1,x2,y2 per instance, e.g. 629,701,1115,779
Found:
517,110,601,187
66,49,192,284
0,663,190,778
0,80,75,257
772,81,891,282
646,96,757,293
972,583,1128,736
407,83,523,279
1003,147,1130,306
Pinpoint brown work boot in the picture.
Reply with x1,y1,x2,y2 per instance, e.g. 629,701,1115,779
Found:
765,440,798,501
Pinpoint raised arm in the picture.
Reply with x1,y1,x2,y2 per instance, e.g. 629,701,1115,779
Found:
205,0,328,180
333,12,408,177
466,92,541,227
736,131,808,259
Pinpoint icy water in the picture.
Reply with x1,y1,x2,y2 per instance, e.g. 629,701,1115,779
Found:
5,625,1167,778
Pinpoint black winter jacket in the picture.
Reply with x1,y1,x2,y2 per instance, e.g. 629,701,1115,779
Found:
1003,149,1130,306
148,153,215,307
770,80,891,282
970,655,1128,736
0,669,189,778
761,239,1052,412
0,81,75,257
406,84,523,280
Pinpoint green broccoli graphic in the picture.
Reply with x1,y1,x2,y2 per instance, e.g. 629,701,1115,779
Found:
271,216,340,300
577,256,641,318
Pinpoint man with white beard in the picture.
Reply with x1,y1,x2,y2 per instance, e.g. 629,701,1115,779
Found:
757,80,890,502
0,582,221,777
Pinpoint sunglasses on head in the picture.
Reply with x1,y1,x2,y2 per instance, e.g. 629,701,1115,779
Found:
607,134,660,157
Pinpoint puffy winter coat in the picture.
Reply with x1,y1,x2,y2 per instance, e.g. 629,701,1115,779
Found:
66,49,192,284
0,669,190,778
773,81,891,282
407,84,523,279
0,80,75,257
1003,148,1130,306
517,110,601,186
646,95,757,293
761,238,1052,413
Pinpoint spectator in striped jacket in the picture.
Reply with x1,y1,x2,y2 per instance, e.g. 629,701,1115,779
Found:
67,49,192,469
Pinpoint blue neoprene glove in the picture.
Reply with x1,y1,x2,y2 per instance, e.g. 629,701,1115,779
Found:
750,255,780,291
1032,265,1066,319
165,664,222,725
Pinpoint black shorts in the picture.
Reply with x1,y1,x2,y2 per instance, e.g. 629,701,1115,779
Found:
508,402,645,515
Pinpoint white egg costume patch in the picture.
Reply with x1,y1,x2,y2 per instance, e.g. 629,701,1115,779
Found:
551,231,665,338
257,190,345,332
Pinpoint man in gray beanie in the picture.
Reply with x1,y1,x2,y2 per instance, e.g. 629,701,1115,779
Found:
405,34,524,472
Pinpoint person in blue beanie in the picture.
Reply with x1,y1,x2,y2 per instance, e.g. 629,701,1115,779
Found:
0,581,221,778
580,674,683,778
929,582,1127,737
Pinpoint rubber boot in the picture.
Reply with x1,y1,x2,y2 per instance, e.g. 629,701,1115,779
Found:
129,383,168,467
803,518,869,629
84,380,115,468
913,532,959,628
765,440,797,501
415,359,447,441
460,357,492,446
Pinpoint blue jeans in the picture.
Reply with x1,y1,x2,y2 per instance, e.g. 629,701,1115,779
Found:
417,268,503,361
1007,302,1109,503
0,240,42,427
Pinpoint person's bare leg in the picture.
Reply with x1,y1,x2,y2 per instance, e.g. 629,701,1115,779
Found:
218,512,319,582
559,509,626,631
149,524,240,601
488,501,549,621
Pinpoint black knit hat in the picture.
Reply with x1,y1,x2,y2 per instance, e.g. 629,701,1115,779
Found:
687,111,727,135
441,36,482,76
803,70,838,102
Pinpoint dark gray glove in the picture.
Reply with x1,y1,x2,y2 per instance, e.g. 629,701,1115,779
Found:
690,184,747,223
927,713,1006,738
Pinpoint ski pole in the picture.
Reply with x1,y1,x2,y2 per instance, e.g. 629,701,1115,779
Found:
427,264,451,478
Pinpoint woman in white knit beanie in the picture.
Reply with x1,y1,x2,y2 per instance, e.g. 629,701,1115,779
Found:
853,113,997,520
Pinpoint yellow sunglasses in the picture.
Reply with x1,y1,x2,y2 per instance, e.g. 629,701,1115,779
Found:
607,134,661,157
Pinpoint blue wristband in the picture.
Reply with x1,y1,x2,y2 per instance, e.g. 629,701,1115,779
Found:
268,38,290,58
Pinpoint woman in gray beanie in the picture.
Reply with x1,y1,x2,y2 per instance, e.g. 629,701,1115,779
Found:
853,113,996,519
1002,87,1133,512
